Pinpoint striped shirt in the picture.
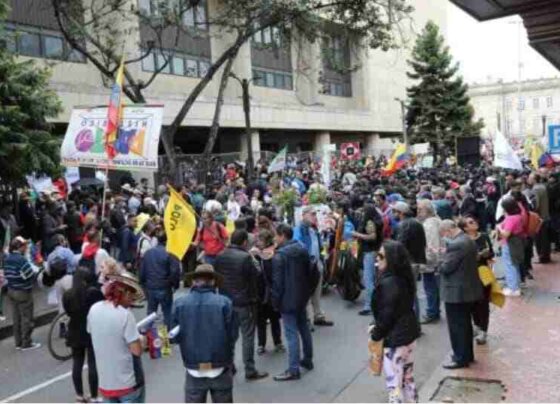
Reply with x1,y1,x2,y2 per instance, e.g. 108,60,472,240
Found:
4,252,35,291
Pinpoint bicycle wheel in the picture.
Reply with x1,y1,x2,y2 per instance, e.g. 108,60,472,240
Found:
47,312,72,361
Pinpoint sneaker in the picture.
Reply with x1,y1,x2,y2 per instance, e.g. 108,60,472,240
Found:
475,331,487,345
257,346,266,355
314,318,334,327
503,288,521,297
273,371,300,382
20,342,41,351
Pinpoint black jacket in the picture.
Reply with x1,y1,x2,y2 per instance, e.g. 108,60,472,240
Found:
271,240,313,314
62,286,104,348
459,194,478,219
215,245,259,307
396,218,427,264
371,271,420,348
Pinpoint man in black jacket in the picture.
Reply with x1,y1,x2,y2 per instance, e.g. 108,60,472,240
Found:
271,224,314,382
214,230,268,381
394,202,426,321
458,185,478,220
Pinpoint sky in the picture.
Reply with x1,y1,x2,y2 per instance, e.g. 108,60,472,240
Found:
447,3,559,85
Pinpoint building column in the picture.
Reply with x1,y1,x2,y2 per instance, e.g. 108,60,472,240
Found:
365,133,381,155
240,130,261,163
314,131,331,152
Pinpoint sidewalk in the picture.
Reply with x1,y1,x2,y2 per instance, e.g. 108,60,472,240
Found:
420,255,560,403
0,286,58,340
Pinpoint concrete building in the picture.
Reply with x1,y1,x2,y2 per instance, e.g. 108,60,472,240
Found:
469,77,560,145
4,0,448,159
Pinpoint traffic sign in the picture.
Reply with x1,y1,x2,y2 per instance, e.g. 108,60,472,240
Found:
548,125,560,154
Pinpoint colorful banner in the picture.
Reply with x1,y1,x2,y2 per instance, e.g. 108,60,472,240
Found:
340,142,361,161
268,146,287,174
61,105,163,171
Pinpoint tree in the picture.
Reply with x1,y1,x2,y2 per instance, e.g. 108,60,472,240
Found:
50,0,414,175
0,1,62,185
405,21,483,162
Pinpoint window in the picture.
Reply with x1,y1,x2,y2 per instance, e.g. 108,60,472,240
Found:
252,68,293,90
141,48,211,78
506,99,512,110
518,98,525,110
252,25,282,47
19,31,40,57
547,96,553,108
322,79,351,97
43,35,64,59
533,98,540,109
172,56,185,76
5,24,85,62
140,0,207,30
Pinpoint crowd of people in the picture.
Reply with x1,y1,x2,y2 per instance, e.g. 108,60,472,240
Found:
0,153,559,403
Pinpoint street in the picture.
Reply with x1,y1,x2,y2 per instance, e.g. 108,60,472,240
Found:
0,286,450,403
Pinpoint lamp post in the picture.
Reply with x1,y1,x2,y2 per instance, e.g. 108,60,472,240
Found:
230,72,256,180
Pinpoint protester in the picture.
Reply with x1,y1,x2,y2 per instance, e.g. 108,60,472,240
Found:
293,206,333,327
87,271,146,403
528,173,551,264
496,196,525,296
439,220,483,369
195,211,228,266
63,266,104,403
370,240,421,403
5,236,40,350
272,224,315,381
459,216,494,345
214,230,268,381
352,204,383,316
416,199,442,324
139,230,181,329
173,264,235,403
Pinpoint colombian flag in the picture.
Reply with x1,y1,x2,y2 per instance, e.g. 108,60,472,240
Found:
531,143,556,169
382,143,409,176
104,58,125,160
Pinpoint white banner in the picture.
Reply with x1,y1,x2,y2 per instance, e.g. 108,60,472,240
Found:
412,143,430,155
61,105,163,171
294,204,332,232
64,167,80,185
320,145,332,187
493,130,522,170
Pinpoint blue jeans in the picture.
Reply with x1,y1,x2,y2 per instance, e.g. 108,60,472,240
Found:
204,255,217,267
362,252,376,311
146,289,173,330
282,310,313,375
502,243,520,291
422,272,440,319
104,386,145,403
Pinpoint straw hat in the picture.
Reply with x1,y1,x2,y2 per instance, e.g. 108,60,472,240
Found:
186,264,223,286
106,271,145,302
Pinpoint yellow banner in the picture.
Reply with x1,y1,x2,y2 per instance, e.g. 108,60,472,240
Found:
164,186,197,260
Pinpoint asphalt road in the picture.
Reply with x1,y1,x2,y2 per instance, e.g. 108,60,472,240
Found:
0,284,450,403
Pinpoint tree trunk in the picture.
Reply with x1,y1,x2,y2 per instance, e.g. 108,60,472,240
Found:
204,54,237,156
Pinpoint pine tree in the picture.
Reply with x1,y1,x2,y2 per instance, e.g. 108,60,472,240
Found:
406,21,483,162
0,0,62,184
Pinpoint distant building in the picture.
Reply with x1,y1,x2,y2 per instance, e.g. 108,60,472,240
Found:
4,0,447,158
469,78,560,146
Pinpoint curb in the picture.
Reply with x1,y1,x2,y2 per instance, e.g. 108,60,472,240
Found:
0,309,59,341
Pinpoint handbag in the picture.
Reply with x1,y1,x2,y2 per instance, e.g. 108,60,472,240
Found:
368,338,384,376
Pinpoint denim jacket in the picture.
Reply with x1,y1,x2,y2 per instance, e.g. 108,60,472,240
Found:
172,286,235,370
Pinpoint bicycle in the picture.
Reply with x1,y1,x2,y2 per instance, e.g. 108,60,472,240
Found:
47,311,72,361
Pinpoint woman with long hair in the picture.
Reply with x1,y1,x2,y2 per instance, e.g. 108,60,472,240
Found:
62,267,104,403
370,240,421,403
497,196,525,296
459,216,494,345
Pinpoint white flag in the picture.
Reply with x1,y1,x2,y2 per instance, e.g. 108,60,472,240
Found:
493,130,522,170
268,146,287,174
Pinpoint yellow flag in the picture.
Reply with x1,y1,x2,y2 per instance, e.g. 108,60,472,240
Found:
225,218,235,235
530,142,544,170
164,186,197,260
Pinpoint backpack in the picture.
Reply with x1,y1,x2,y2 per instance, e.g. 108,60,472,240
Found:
526,211,543,237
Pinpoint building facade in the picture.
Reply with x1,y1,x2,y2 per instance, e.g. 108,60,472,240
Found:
4,0,448,159
469,78,560,146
